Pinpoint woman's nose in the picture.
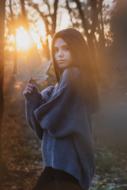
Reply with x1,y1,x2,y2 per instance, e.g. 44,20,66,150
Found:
57,49,64,57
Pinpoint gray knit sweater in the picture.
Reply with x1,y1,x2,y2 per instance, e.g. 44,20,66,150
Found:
25,66,95,190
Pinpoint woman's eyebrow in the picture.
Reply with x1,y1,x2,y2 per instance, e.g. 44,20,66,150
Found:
62,44,68,47
54,44,68,48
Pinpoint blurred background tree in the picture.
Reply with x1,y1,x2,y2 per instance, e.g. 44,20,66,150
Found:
0,0,6,172
110,0,127,88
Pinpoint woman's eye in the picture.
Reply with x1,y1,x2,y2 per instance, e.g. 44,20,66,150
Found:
54,46,69,52
54,48,58,52
63,46,69,51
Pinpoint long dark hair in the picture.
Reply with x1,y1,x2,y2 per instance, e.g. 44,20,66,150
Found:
51,28,99,114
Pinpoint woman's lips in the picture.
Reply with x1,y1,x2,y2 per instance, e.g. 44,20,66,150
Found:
57,60,65,62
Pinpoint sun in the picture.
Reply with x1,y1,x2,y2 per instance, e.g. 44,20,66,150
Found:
16,26,33,51
15,24,47,51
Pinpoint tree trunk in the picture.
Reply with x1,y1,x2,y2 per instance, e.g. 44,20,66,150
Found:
0,0,5,168
9,0,18,76
51,0,59,35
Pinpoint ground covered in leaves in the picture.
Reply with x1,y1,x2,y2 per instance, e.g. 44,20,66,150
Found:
0,80,127,190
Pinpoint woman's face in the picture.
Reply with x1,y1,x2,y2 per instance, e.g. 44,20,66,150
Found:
54,38,72,70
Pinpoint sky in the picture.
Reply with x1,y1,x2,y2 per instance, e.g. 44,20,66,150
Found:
105,0,113,5
33,0,113,5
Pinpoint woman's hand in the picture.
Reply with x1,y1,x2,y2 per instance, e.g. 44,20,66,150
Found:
23,83,39,98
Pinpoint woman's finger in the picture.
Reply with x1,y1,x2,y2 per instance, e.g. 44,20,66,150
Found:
23,91,32,96
23,88,33,95
26,86,34,92
27,83,35,88
23,87,33,93
23,83,38,97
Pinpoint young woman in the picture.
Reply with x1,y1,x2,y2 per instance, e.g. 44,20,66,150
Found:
23,28,99,190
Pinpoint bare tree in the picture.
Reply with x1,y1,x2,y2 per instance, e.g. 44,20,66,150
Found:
9,0,18,76
65,0,106,84
110,0,127,83
20,0,29,29
29,0,59,58
65,0,105,48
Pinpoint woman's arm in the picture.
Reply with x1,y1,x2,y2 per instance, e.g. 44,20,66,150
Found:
24,84,54,139
34,67,82,138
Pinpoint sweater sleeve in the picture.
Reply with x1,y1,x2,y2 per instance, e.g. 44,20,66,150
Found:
34,67,81,138
25,85,54,139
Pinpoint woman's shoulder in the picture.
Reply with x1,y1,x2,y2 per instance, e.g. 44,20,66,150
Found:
63,66,80,78
61,66,80,84
59,66,80,90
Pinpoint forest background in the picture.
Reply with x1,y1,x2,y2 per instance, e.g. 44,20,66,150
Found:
0,0,127,189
